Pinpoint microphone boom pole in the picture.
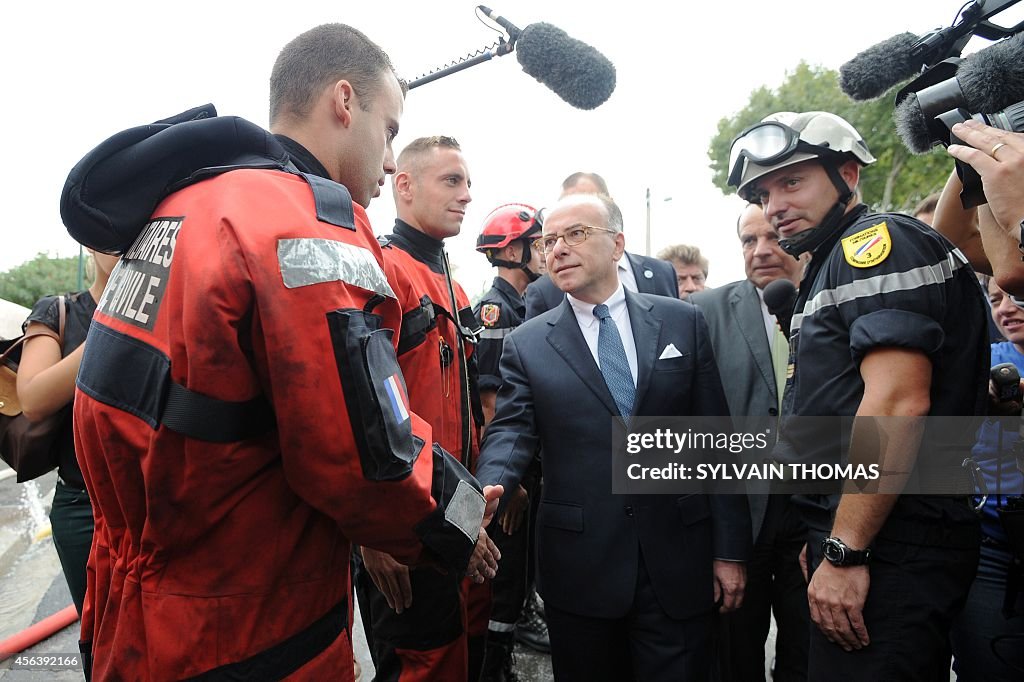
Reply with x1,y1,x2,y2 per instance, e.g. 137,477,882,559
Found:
408,40,515,90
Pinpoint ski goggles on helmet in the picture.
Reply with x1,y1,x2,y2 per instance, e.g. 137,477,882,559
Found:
727,121,801,188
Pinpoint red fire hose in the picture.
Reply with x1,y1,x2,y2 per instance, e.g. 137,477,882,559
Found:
0,605,78,661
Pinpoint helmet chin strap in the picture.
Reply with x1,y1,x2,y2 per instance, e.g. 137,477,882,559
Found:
778,162,854,258
489,238,542,281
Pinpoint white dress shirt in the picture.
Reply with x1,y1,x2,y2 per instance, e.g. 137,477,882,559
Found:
755,286,777,345
616,258,638,293
567,284,639,386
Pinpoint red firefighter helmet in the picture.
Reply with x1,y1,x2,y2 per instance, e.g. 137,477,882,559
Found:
476,203,542,254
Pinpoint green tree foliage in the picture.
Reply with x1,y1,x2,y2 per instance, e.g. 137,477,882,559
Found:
0,253,85,308
708,63,952,212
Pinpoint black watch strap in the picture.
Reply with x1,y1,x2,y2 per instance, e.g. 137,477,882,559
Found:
821,536,872,567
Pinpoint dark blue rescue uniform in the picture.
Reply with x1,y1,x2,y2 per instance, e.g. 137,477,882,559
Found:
775,204,988,681
474,276,541,649
475,277,526,393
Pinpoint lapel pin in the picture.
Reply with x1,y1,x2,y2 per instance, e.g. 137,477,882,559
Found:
643,269,653,279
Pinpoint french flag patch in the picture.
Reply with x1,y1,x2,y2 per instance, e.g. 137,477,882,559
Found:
384,373,411,422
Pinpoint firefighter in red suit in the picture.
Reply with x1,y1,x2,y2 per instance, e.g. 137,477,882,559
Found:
355,136,493,682
60,26,499,681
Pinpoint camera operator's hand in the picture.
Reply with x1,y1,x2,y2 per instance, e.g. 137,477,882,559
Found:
948,121,1024,236
988,378,1024,416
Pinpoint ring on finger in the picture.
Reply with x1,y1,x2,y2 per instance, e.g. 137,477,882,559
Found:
991,142,1007,157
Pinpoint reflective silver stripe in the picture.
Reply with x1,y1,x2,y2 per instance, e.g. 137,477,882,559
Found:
445,479,485,543
277,238,395,299
792,252,963,333
479,327,512,340
487,620,517,632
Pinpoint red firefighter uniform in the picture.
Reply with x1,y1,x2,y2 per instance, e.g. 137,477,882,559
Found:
354,219,489,682
70,155,485,680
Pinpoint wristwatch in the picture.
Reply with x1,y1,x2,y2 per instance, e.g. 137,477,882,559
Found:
821,536,871,567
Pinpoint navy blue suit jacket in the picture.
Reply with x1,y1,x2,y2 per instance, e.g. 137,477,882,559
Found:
476,290,751,620
525,252,677,320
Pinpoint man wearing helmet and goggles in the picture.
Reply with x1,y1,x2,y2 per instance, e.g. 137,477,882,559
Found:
729,112,988,681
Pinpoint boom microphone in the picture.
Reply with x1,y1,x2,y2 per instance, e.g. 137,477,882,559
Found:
763,279,798,340
839,32,924,100
515,22,616,110
895,32,1024,153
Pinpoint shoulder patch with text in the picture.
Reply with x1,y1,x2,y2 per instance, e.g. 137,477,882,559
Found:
97,217,183,331
841,221,891,269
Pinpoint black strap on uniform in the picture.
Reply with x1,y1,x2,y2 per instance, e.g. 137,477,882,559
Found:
78,321,276,443
398,296,439,356
183,598,346,681
162,383,275,443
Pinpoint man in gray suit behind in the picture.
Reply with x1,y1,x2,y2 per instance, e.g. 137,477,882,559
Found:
690,203,808,681
476,193,751,681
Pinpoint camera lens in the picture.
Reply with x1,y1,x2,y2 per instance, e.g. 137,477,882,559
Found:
977,99,1024,134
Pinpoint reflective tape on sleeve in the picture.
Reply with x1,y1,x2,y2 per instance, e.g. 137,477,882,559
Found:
792,253,962,333
277,238,395,299
478,327,512,340
445,479,485,543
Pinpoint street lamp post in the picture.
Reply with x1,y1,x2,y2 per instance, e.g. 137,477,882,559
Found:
644,188,673,256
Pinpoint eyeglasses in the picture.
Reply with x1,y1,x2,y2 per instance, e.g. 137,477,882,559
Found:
727,121,801,188
533,224,616,254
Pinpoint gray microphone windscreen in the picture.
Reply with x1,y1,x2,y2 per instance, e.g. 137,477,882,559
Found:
516,22,616,110
894,93,935,154
839,33,922,101
957,32,1024,114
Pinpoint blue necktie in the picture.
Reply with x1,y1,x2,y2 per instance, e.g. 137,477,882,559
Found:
593,304,635,417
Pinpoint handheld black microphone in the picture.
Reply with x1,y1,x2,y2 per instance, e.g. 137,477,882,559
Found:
763,279,798,340
991,363,1022,405
839,32,925,100
477,5,522,39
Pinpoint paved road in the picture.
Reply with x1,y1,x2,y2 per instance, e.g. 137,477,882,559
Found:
0,465,554,680
8,464,957,681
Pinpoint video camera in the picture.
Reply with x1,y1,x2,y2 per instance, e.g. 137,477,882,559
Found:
840,0,1024,207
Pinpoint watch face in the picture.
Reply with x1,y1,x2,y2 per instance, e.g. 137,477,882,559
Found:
823,539,845,564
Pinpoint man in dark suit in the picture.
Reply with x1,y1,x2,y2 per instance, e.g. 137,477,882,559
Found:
476,193,751,681
524,172,677,319
690,203,808,681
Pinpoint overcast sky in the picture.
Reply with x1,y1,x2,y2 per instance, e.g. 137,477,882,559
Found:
2,0,1017,296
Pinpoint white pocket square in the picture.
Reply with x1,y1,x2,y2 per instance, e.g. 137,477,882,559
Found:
659,343,683,359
